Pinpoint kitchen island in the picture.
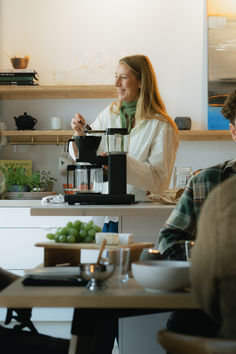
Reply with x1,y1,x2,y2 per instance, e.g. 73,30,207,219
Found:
30,201,174,244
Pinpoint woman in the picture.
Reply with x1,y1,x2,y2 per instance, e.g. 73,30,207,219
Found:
70,54,179,201
69,55,179,354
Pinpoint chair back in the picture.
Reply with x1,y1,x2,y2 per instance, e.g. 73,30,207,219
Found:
157,329,236,354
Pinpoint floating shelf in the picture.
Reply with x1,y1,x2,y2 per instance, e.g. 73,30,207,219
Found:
1,130,73,144
179,130,231,141
0,129,232,145
0,85,116,99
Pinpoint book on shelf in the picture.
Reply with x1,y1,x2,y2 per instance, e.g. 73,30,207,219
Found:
0,81,38,86
0,76,38,82
0,69,39,79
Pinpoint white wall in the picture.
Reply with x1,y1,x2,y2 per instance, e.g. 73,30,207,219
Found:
1,0,205,127
0,0,235,194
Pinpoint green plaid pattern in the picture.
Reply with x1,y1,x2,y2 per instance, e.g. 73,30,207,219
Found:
158,160,236,260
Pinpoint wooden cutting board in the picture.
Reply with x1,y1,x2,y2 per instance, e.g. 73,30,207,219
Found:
35,241,155,266
35,241,154,250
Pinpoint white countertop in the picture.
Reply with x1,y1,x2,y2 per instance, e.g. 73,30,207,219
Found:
0,199,42,207
30,202,175,217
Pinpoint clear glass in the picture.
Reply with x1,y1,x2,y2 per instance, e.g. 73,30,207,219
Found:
185,241,195,261
75,167,103,193
105,134,129,153
103,248,130,285
173,167,193,188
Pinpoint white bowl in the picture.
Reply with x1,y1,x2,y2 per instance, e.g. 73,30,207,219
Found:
132,260,190,292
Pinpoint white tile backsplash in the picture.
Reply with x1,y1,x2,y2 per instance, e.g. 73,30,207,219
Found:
172,140,236,187
1,139,235,194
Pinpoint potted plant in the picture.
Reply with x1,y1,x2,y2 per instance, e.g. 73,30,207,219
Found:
0,165,57,193
38,170,57,192
28,173,45,192
25,170,57,192
0,165,30,192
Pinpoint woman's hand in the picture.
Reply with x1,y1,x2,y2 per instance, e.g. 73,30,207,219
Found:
101,152,108,170
71,113,86,136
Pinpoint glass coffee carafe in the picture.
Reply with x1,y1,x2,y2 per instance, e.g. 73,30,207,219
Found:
67,163,103,193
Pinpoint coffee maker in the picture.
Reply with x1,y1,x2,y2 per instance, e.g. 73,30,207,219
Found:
65,128,135,205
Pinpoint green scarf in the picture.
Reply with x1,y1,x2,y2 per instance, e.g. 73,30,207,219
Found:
119,101,137,133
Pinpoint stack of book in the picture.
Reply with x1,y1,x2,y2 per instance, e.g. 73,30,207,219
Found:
0,69,39,85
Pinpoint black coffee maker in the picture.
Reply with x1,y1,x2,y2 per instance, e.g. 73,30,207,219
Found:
65,128,135,205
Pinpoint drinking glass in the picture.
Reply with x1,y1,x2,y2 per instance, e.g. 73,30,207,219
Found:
185,241,195,261
173,167,193,188
103,248,130,285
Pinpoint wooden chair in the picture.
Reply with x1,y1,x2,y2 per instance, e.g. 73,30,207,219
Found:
157,329,236,354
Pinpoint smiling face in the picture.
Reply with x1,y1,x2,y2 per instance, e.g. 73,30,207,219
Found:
114,62,141,103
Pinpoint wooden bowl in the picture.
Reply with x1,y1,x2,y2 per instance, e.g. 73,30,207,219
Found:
10,57,29,69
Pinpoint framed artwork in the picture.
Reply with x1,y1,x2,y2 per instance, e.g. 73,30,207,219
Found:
0,160,32,176
208,0,236,130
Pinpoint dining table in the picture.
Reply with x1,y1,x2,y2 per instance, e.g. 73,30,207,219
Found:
0,269,199,354
0,275,198,310
17,201,195,353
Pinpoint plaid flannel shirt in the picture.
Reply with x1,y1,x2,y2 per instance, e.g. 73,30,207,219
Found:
158,160,236,260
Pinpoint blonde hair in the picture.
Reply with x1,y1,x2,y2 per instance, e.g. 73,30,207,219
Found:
111,54,178,133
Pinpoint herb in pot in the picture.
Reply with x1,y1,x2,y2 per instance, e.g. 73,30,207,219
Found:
0,166,57,193
0,165,30,192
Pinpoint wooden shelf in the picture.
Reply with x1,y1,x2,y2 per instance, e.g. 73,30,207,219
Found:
179,130,231,141
0,85,116,99
0,129,232,144
1,130,73,144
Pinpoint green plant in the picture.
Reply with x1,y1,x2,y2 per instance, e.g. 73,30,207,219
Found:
28,171,57,191
0,165,57,192
28,173,44,190
0,165,29,191
39,170,57,187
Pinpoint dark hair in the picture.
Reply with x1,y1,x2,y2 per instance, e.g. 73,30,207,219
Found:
222,90,236,125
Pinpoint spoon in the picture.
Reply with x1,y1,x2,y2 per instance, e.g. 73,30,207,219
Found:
96,239,107,265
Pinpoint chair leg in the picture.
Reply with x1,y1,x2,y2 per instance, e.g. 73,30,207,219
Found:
68,335,77,354
68,334,94,354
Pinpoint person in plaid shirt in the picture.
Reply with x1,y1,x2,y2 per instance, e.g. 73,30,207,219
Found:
157,89,236,336
158,160,236,260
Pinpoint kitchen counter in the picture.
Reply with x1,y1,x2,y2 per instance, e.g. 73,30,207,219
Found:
30,202,175,244
0,199,42,207
30,202,175,217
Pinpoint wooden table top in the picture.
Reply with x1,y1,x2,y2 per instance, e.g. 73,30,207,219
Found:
0,278,199,310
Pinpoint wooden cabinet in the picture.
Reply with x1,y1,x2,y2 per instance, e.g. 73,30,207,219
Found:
0,207,91,270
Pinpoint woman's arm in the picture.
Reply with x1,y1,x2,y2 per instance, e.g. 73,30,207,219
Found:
127,122,179,194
